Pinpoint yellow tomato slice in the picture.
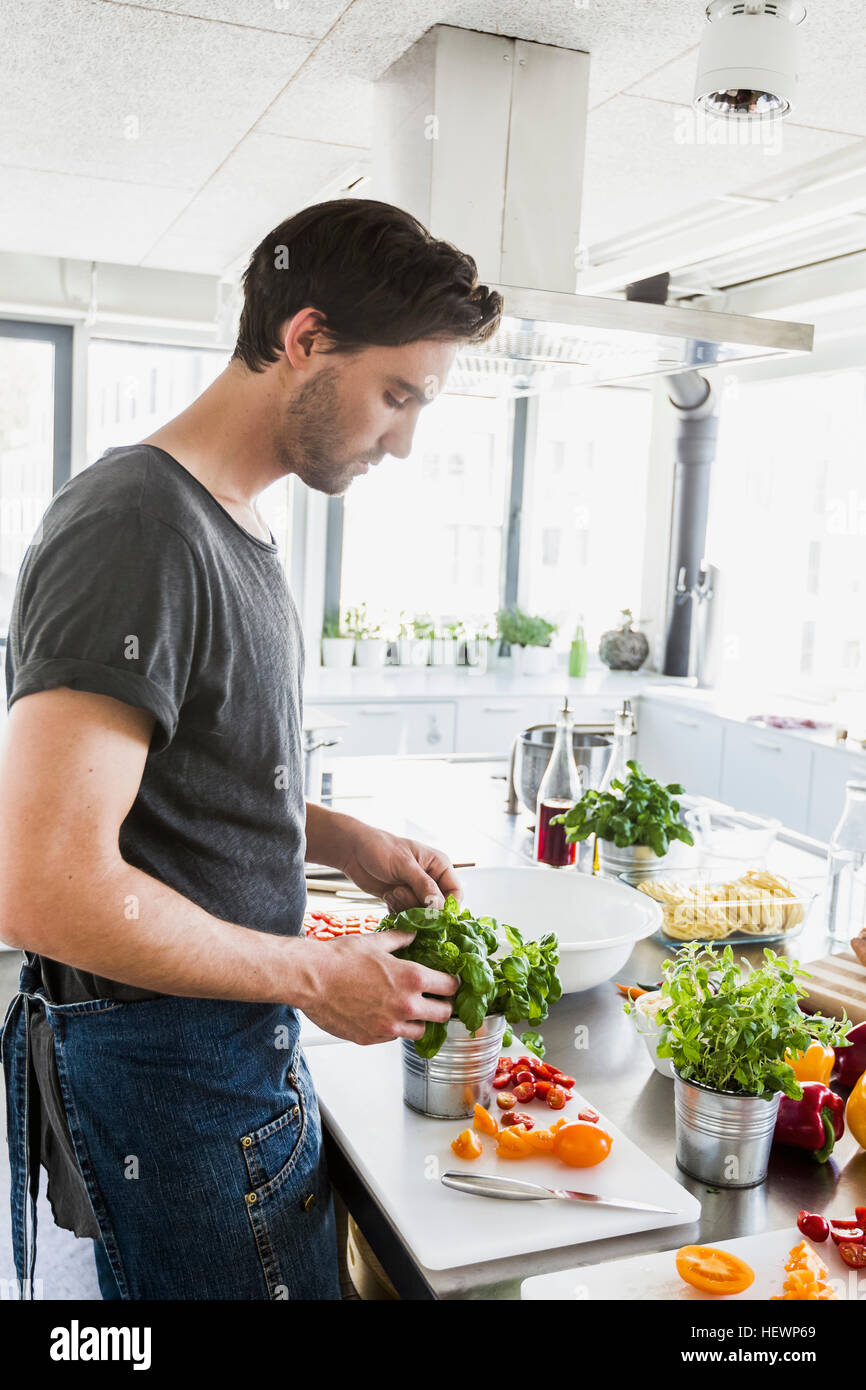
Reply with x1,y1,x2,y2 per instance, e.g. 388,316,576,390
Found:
676,1245,756,1297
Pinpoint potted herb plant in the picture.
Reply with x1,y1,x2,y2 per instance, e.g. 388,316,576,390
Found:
345,604,387,669
496,606,558,675
431,619,464,667
465,622,490,674
553,759,694,875
321,613,355,669
377,894,561,1119
397,612,434,667
652,941,849,1187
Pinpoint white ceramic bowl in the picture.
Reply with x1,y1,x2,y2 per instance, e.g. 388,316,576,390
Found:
457,866,662,995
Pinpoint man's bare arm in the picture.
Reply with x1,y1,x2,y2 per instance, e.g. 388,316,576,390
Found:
0,689,457,1040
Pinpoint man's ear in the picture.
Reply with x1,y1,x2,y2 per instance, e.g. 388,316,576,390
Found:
282,307,329,369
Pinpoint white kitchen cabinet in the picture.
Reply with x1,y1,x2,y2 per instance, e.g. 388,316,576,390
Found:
807,744,866,843
454,698,557,756
719,722,813,833
636,699,724,799
326,702,457,757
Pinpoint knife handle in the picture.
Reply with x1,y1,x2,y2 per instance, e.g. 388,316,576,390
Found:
441,1171,549,1201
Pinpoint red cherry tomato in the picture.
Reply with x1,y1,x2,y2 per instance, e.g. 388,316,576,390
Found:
501,1111,534,1129
797,1211,830,1243
546,1086,567,1110
578,1107,600,1123
830,1219,862,1230
515,1057,532,1068
838,1242,866,1269
492,1073,513,1090
513,1081,536,1103
551,1074,576,1089
856,1207,866,1227
831,1227,863,1246
496,1091,516,1110
514,1069,534,1085
534,1080,552,1099
496,1057,513,1072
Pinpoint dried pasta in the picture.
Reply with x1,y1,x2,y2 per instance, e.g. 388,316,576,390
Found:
636,869,805,942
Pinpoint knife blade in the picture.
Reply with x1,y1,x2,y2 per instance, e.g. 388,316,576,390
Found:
441,1171,677,1214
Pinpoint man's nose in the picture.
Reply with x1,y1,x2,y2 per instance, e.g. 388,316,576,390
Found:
381,413,420,461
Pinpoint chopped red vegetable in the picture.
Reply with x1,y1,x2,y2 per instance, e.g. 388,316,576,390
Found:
496,1091,516,1110
838,1242,866,1269
797,1211,829,1243
546,1086,567,1110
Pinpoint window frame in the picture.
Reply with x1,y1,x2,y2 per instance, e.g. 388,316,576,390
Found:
0,318,73,493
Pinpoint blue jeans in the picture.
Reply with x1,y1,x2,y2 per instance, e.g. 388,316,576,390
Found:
2,959,340,1300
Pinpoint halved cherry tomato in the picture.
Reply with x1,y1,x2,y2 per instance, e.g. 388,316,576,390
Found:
675,1246,756,1296
472,1104,498,1136
450,1129,482,1160
831,1226,863,1246
546,1086,567,1110
534,1080,552,1100
513,1081,536,1103
492,1073,513,1090
797,1211,829,1243
496,1091,516,1110
838,1242,866,1268
515,1057,532,1068
829,1219,862,1230
513,1069,534,1085
499,1111,521,1127
496,1127,533,1159
551,1074,576,1089
578,1107,600,1123
552,1121,613,1169
508,1112,535,1130
496,1057,513,1072
523,1128,557,1153
856,1207,866,1227
530,1061,552,1079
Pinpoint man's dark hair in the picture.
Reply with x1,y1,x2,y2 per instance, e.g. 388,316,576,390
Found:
233,199,502,371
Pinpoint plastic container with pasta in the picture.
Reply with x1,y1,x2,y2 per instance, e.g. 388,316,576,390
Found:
617,866,819,946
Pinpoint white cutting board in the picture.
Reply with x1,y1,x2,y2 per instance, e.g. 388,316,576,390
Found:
522,1227,831,1300
306,1040,701,1272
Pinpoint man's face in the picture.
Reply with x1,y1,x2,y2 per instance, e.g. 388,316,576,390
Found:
277,339,457,495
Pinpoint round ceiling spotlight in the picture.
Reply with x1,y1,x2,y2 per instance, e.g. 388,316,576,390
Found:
694,1,806,121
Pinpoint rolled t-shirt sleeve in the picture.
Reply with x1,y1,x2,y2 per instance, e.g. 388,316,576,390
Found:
7,507,207,752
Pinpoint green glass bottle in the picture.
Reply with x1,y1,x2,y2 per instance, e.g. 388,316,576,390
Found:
568,620,588,678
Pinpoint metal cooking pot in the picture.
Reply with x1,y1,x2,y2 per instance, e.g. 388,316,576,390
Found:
511,726,613,816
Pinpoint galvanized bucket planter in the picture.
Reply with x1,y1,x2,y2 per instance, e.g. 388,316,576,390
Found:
673,1071,781,1188
597,841,667,878
402,1015,506,1119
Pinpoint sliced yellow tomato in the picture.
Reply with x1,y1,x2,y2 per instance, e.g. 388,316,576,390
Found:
676,1245,756,1297
450,1128,482,1160
472,1103,498,1136
496,1127,533,1159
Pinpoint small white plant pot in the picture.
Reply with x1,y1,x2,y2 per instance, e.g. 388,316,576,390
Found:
353,639,388,669
321,637,355,669
515,645,553,676
398,638,431,667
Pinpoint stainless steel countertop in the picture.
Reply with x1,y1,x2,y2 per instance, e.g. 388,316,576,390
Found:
317,756,866,1300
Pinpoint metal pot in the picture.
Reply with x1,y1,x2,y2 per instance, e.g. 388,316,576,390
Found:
597,842,667,878
513,727,613,816
673,1070,781,1188
401,1014,506,1119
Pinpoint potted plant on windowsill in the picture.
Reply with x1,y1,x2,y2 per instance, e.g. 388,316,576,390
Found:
647,942,849,1188
552,760,694,875
397,613,434,667
431,619,464,667
321,613,355,669
496,607,558,675
345,604,387,669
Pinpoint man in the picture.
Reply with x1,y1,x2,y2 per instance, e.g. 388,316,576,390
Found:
0,199,502,1300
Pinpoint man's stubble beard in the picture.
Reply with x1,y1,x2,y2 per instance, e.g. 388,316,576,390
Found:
277,365,360,496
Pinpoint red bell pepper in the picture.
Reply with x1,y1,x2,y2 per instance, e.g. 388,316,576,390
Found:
774,1082,845,1163
833,1021,866,1089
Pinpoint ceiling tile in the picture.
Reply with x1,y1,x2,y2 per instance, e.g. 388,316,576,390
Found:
102,0,351,39
0,0,313,188
0,165,190,262
142,132,362,272
256,69,373,147
580,95,859,248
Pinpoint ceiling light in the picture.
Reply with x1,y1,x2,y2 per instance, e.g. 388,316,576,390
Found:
694,1,806,121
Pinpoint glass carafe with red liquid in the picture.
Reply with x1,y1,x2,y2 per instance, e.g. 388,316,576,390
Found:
534,698,583,868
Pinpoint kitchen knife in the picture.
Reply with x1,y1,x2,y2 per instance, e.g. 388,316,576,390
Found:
441,1171,677,1214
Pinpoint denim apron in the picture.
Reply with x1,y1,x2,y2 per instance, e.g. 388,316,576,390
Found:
2,956,340,1300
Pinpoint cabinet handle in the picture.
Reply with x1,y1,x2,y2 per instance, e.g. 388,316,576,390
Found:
753,738,782,752
358,706,394,716
675,717,701,729
482,704,521,713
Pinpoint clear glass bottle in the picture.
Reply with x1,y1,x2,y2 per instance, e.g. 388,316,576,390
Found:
592,700,636,874
825,780,866,945
535,698,584,868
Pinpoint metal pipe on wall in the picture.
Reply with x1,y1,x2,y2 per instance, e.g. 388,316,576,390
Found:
662,371,719,676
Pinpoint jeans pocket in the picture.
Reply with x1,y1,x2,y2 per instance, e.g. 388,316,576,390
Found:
240,1078,306,1199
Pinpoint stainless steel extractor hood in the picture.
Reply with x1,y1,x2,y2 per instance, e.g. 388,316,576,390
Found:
372,26,813,394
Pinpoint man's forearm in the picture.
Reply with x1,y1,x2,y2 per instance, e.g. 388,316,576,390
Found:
305,800,364,870
2,854,321,1007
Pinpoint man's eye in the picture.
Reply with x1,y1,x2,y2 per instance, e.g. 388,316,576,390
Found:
385,393,408,409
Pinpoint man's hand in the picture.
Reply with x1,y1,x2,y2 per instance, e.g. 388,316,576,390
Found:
301,929,459,1045
334,821,462,913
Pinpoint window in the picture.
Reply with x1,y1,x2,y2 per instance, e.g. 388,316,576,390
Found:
339,393,511,632
85,339,292,553
0,321,72,635
520,386,654,647
706,369,866,699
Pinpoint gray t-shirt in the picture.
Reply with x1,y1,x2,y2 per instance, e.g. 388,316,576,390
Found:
5,444,307,1003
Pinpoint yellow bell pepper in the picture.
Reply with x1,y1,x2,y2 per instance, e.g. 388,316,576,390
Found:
846,1070,866,1149
785,1041,835,1085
